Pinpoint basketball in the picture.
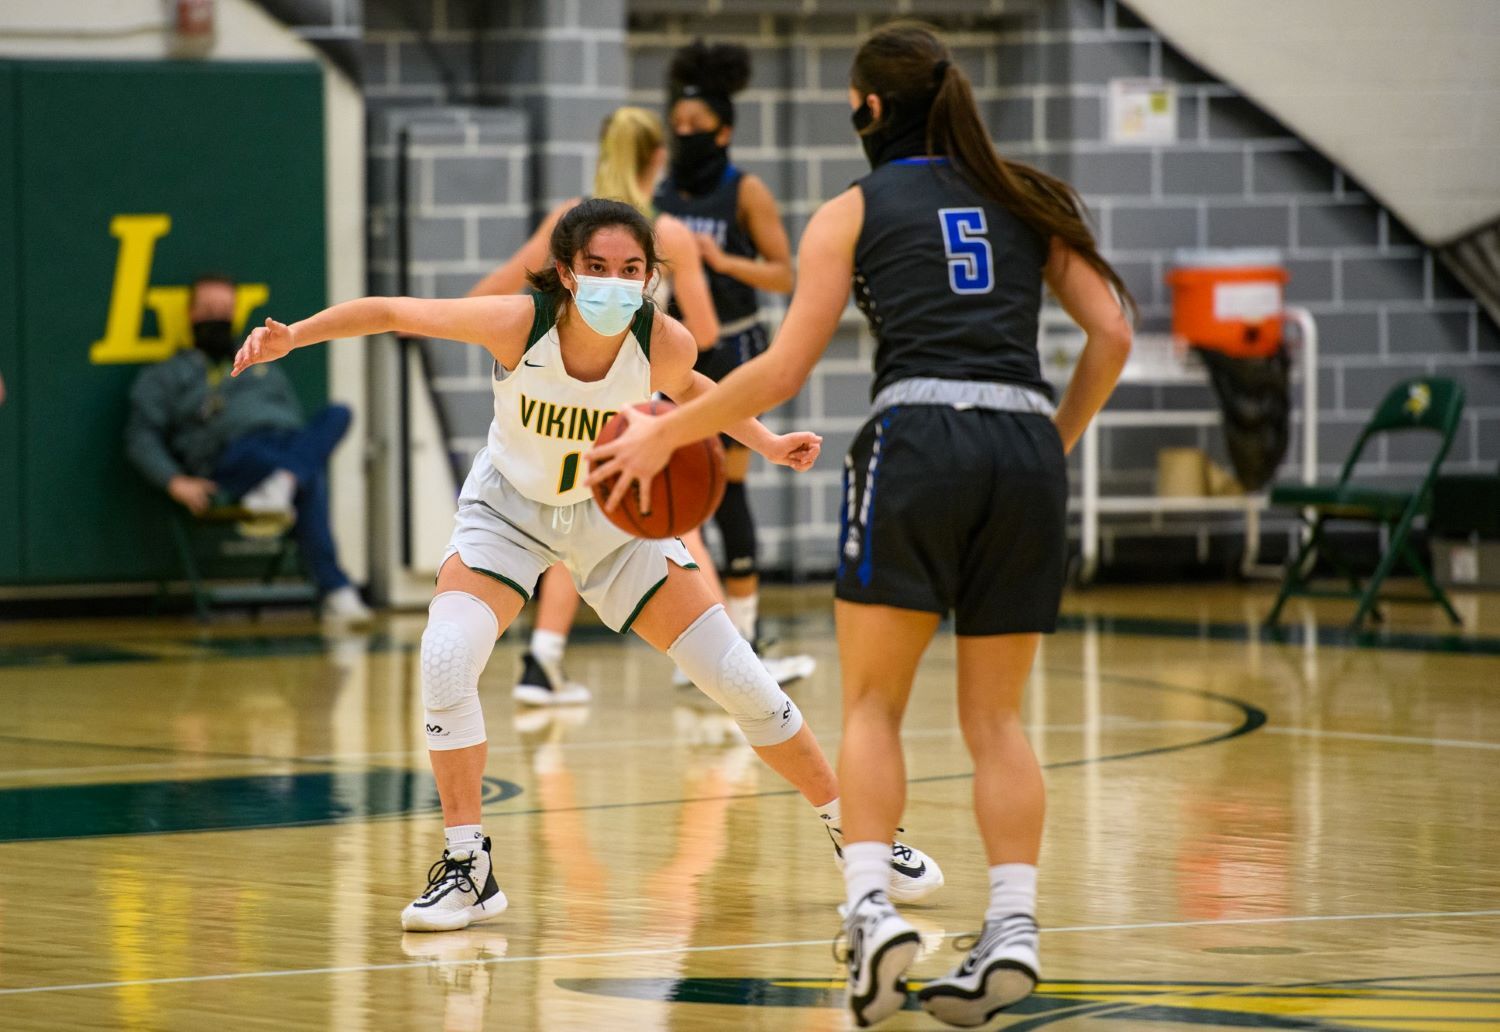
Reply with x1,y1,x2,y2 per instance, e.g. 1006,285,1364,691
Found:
590,400,726,539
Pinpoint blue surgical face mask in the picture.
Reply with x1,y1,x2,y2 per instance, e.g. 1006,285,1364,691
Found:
570,275,644,335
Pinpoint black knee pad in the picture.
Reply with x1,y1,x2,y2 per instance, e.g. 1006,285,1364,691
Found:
714,481,757,577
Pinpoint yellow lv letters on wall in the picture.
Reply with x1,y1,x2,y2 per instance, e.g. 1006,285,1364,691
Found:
89,214,270,364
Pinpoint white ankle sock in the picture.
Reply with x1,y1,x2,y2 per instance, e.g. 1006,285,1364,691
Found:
814,796,843,840
986,863,1037,923
530,629,567,667
445,824,485,857
843,840,891,910
724,594,758,641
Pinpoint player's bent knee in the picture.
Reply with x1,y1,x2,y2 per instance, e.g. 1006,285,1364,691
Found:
667,605,802,746
420,591,498,750
735,690,803,747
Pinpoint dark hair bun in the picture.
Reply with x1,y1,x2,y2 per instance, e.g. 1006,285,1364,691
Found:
668,39,751,97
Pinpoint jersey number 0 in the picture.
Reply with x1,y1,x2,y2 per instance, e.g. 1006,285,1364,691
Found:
938,207,995,295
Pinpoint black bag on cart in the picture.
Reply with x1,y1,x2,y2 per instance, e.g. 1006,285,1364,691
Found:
1192,345,1291,492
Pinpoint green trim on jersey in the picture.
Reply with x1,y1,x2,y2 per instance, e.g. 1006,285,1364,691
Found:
619,572,667,635
471,566,532,602
525,292,556,352
630,299,655,359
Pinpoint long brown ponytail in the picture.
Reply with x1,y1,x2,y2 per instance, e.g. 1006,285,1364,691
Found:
852,21,1135,318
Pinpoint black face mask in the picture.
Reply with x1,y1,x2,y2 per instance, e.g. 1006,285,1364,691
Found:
670,130,729,196
851,95,934,169
192,319,236,362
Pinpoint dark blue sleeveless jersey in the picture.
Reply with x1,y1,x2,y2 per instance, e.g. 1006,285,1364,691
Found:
853,158,1051,399
654,166,760,325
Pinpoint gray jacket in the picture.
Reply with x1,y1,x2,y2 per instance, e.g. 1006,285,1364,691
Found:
125,349,304,488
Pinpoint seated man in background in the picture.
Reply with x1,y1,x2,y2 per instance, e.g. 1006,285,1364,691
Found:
125,273,370,623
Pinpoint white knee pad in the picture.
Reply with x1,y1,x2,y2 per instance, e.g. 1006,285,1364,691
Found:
667,605,803,747
421,591,497,751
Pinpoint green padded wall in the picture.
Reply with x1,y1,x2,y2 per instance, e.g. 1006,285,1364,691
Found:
0,67,18,581
9,60,327,584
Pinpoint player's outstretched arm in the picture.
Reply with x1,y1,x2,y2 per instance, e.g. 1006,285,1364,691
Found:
594,311,820,510
586,187,860,495
1045,237,1133,453
672,369,821,472
232,295,532,377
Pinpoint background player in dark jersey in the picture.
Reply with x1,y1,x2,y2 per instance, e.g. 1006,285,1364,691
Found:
590,22,1134,1029
656,41,796,655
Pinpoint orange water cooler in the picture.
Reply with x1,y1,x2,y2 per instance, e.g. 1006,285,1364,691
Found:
1166,248,1288,357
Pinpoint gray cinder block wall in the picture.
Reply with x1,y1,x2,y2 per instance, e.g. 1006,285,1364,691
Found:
630,0,1500,574
280,0,1499,576
360,0,630,478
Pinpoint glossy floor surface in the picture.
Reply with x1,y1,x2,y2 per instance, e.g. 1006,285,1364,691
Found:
1,583,1497,1030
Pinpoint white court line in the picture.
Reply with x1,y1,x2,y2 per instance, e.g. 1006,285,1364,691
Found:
1266,726,1500,751
1118,719,1500,752
2,908,1497,998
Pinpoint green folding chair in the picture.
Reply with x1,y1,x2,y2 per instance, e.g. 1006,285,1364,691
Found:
160,504,314,622
1264,376,1465,631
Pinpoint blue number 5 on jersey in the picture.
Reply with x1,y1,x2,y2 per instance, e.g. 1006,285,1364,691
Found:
938,207,994,295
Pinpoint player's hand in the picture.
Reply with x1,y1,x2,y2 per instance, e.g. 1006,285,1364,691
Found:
232,318,295,377
694,232,727,272
586,407,672,513
764,431,822,472
168,475,218,516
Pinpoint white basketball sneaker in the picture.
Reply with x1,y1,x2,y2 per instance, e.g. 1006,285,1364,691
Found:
916,914,1040,1026
239,469,297,518
760,653,816,686
400,837,508,932
321,585,373,625
673,650,815,688
831,829,946,904
839,889,922,1028
512,652,591,706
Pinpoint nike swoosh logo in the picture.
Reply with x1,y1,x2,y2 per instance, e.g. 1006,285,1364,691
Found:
523,360,544,368
891,859,927,879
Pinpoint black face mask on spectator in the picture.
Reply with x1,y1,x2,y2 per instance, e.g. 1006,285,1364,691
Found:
192,320,236,363
670,130,729,196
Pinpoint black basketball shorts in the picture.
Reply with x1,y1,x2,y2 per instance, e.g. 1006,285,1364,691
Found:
835,406,1069,636
694,323,770,450
693,322,769,382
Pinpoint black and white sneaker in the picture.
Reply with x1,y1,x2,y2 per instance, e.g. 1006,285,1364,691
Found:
512,652,591,706
400,837,509,932
831,828,946,904
837,889,922,1028
916,914,1039,1027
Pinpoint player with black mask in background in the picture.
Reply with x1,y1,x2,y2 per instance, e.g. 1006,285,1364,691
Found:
654,41,811,680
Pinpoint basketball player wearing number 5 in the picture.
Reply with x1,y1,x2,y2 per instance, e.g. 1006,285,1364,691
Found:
589,24,1135,1029
232,198,944,933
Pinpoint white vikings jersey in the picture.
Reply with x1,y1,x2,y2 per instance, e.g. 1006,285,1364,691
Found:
486,293,655,507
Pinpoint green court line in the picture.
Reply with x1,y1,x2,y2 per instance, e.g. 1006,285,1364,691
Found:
0,771,522,844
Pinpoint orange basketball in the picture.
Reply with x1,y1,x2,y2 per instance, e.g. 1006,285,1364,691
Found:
590,400,726,539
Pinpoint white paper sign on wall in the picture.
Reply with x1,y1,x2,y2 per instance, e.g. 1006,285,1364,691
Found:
1108,78,1177,145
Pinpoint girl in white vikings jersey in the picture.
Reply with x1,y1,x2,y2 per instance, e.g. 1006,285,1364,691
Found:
467,105,728,706
231,198,943,933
